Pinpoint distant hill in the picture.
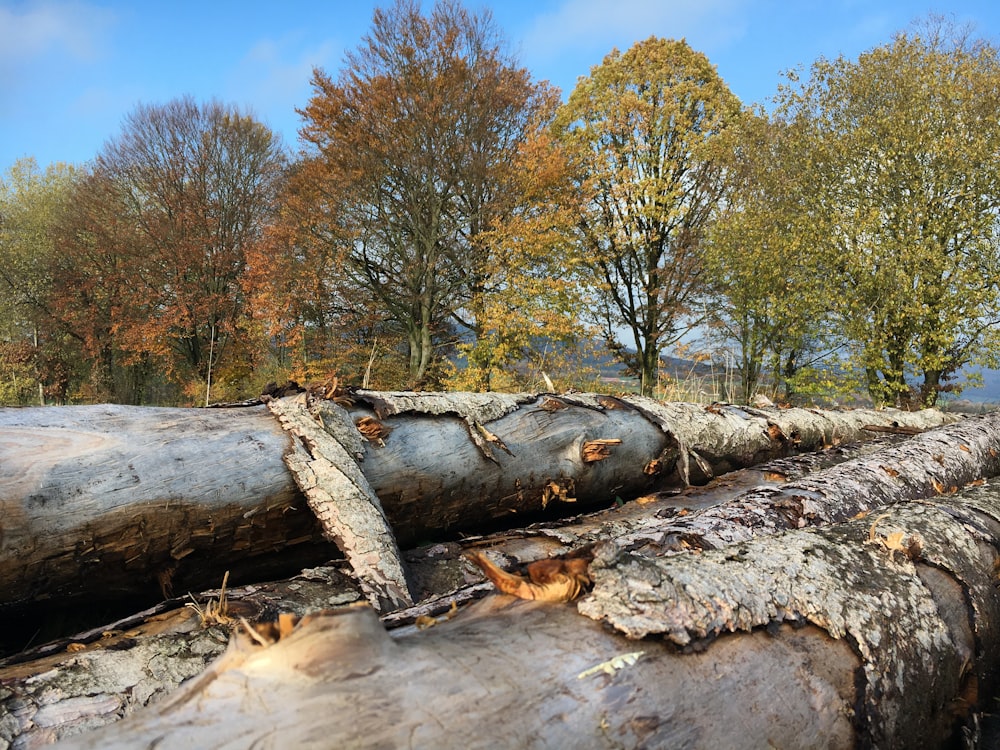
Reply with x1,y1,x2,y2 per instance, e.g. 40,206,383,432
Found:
952,368,1000,403
583,341,1000,406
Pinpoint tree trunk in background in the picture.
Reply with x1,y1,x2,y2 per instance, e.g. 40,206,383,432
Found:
0,393,956,612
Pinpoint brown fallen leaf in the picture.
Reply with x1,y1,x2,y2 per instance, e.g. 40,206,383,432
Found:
356,416,392,444
467,550,593,603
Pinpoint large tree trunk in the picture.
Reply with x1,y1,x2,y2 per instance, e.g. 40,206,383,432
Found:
48,477,1000,749
4,412,1000,748
0,392,954,614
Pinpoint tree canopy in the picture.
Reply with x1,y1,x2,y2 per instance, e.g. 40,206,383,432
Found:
773,19,1000,407
3,11,1000,409
553,37,742,396
287,0,583,389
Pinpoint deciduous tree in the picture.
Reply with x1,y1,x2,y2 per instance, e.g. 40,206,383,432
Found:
553,37,741,396
93,97,286,401
295,0,578,387
778,19,1000,407
703,112,839,403
0,158,81,403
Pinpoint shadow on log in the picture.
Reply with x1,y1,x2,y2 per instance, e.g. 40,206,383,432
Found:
0,394,955,615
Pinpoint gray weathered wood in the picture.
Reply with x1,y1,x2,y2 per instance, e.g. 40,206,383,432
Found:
0,395,956,611
52,478,1000,749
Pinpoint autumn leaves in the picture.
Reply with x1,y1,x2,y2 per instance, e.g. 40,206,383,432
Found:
3,6,998,408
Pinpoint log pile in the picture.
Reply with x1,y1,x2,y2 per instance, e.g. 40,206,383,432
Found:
0,391,956,610
2,393,998,748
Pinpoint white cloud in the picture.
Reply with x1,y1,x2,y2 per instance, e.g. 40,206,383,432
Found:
0,0,116,65
521,0,749,68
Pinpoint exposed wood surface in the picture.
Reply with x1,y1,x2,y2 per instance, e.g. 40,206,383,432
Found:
0,405,324,609
50,478,1000,749
2,422,996,748
0,395,953,611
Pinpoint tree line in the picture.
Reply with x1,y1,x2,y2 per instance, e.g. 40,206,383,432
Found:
1,1,998,409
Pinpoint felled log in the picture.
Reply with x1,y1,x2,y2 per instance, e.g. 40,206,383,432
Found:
0,392,955,614
4,422,997,748
52,477,1000,749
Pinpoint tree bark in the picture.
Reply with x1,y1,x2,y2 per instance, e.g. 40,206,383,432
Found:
0,394,954,614
47,477,1000,749
4,418,1000,748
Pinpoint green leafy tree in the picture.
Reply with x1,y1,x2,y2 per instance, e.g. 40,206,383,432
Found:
778,19,1000,407
553,37,741,396
703,112,840,403
0,158,81,403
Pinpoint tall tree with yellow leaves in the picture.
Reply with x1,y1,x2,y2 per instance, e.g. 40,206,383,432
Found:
778,18,1000,407
554,37,741,396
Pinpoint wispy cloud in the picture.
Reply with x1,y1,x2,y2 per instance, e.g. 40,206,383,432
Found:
520,0,750,74
0,0,117,118
0,0,116,65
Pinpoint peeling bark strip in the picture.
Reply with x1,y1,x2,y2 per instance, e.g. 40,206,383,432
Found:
351,389,535,462
579,483,1000,748
265,395,412,611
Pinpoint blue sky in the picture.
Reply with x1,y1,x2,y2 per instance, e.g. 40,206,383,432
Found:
2,0,999,171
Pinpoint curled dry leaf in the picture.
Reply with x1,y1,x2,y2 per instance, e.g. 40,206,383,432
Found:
356,416,392,444
867,513,924,562
466,551,593,603
536,396,568,413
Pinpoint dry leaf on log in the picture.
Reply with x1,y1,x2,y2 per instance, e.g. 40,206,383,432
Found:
466,550,593,602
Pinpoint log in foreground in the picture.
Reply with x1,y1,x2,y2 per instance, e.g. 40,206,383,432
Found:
0,441,908,748
0,393,956,613
55,478,1000,749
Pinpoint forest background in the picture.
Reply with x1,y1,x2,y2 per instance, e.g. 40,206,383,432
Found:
3,0,1000,410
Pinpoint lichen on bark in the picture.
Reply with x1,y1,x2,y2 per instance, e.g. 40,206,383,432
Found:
579,487,1000,747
